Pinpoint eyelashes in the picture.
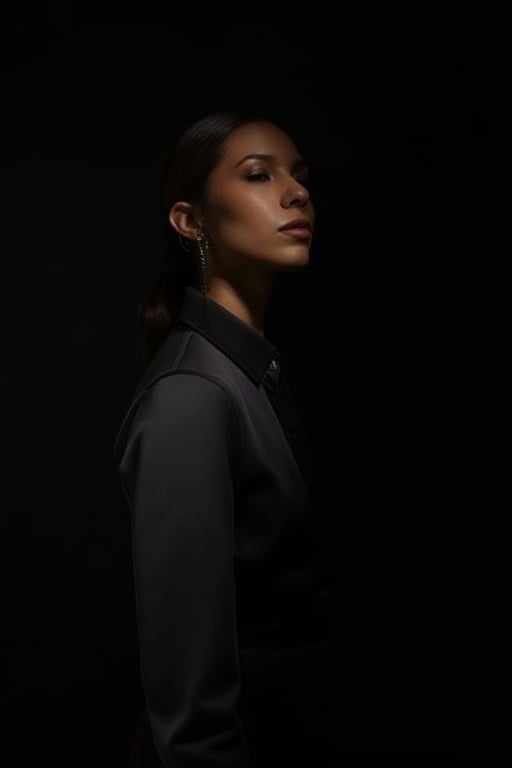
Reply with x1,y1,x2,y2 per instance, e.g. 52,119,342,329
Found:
246,172,310,187
246,172,270,182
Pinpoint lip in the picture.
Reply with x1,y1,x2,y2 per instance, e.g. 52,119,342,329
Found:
278,218,313,233
278,219,313,241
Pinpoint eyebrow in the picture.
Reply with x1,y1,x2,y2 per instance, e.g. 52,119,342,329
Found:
234,153,308,172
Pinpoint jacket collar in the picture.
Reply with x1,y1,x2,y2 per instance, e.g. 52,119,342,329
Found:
178,286,278,386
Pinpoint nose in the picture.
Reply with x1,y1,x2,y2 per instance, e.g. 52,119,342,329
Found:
282,177,310,209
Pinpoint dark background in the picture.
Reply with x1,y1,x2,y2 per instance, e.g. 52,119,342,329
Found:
1,7,499,767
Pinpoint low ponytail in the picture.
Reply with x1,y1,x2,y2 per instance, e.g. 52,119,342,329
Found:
138,237,197,370
138,269,176,370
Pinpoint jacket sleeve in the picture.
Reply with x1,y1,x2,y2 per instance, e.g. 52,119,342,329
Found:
117,372,251,767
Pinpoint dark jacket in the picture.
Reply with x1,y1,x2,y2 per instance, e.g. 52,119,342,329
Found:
114,286,334,767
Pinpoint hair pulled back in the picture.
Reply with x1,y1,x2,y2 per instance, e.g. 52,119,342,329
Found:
138,111,268,367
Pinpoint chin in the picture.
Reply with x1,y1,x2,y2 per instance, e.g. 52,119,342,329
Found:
255,246,310,273
282,250,310,270
276,241,311,267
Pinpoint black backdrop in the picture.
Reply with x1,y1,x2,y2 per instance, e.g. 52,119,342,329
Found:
1,8,499,767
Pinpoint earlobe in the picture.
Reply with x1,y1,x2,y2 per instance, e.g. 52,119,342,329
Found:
168,201,201,241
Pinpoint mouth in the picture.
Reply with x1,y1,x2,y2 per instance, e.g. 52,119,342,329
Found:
278,219,313,240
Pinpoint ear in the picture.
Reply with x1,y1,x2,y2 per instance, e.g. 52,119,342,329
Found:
168,202,202,242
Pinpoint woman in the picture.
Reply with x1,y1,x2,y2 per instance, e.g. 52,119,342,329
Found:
114,111,335,767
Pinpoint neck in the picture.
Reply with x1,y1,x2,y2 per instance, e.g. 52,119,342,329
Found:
207,273,275,334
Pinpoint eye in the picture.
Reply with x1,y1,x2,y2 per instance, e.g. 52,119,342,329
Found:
246,171,270,182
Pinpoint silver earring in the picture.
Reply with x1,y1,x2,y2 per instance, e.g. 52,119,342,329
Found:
196,232,209,296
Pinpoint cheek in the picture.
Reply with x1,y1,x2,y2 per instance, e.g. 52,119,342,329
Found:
209,191,276,233
242,192,277,224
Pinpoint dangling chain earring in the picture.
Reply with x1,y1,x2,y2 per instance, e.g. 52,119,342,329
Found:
196,232,209,296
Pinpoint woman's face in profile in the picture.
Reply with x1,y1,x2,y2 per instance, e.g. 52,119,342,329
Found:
202,121,315,277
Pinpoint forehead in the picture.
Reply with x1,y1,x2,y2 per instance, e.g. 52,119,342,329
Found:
220,121,303,166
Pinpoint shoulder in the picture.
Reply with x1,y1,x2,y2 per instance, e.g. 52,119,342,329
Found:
114,370,239,466
138,370,235,422
133,325,245,401
114,325,253,465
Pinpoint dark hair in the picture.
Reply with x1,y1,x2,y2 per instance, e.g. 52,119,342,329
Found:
138,110,274,368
